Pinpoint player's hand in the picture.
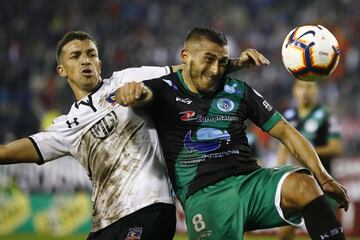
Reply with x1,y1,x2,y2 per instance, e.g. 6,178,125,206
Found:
321,179,350,211
238,48,270,68
115,82,149,107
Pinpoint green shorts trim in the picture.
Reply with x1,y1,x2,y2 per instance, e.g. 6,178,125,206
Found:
274,166,312,227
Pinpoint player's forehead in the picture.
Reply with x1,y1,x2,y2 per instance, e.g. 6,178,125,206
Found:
190,38,229,58
62,39,98,55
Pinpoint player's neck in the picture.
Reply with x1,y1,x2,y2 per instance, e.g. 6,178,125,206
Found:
182,69,199,93
69,84,92,101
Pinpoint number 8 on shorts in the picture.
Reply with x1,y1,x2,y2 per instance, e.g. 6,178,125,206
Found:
192,213,206,232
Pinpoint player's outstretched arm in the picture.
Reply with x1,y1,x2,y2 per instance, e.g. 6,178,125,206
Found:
226,49,270,73
115,82,153,108
0,138,42,165
269,118,350,210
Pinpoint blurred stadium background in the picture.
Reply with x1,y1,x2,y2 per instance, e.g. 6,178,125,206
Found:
0,0,359,239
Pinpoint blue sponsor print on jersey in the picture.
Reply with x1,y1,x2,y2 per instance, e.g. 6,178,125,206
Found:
125,227,143,240
224,83,241,95
184,128,231,153
105,91,116,105
216,98,234,112
224,83,237,93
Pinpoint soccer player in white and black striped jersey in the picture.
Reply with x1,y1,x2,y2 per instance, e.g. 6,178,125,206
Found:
0,31,269,239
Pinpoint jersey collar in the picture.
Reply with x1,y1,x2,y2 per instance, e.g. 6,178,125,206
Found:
74,80,103,108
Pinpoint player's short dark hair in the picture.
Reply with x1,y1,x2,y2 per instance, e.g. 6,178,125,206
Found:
56,31,97,64
185,27,228,47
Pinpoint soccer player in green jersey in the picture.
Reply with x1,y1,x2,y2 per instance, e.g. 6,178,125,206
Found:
277,80,343,240
116,27,349,240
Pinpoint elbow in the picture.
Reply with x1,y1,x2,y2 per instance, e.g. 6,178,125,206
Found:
0,145,10,164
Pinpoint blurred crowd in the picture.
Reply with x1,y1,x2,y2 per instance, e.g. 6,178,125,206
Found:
1,0,359,155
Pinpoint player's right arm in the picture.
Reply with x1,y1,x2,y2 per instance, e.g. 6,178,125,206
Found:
0,138,42,164
116,82,154,107
269,119,349,210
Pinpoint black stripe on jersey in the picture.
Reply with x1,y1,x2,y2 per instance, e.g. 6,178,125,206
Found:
27,137,45,165
74,81,104,112
75,95,97,112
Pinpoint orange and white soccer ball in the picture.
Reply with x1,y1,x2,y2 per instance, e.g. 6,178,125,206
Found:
281,25,340,82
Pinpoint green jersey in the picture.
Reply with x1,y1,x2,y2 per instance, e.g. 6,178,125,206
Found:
144,70,281,203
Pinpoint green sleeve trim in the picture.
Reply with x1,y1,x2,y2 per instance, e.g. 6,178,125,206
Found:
261,112,282,132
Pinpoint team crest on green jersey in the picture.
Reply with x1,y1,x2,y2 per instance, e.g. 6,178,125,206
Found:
216,98,234,112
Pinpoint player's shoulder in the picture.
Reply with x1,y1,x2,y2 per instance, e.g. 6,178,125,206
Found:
110,66,171,83
46,113,71,131
145,70,180,90
48,105,84,132
160,71,179,84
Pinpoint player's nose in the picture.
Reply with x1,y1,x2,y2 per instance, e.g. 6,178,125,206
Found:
80,55,90,65
209,62,220,75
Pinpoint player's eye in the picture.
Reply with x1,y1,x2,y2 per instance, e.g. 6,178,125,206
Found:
204,56,214,63
219,59,228,66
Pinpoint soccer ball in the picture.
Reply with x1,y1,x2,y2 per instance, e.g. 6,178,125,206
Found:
281,25,340,82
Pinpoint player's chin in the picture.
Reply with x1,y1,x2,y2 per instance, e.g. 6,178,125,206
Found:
201,77,218,88
199,84,218,94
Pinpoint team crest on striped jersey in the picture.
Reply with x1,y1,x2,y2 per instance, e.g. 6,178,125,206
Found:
125,227,143,240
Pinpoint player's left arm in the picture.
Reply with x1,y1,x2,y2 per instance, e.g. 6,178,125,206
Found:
269,118,349,210
0,138,42,164
226,49,270,73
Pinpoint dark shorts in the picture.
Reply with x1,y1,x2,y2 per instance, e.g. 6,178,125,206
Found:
87,203,176,240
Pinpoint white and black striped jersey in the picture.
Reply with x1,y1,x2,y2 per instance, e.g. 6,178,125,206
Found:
29,66,174,232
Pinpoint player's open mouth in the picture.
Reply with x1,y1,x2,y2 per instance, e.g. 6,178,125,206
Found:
204,74,216,81
81,68,93,76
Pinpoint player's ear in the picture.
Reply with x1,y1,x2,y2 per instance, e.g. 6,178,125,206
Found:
181,49,189,64
57,64,67,77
